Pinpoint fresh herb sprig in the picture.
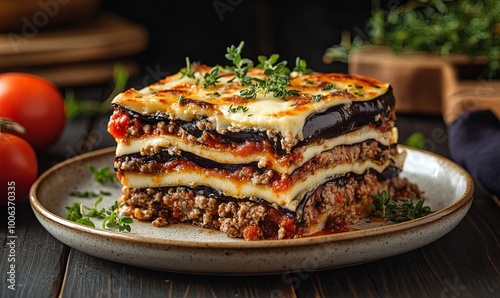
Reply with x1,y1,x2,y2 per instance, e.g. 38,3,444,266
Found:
228,104,249,113
64,63,129,120
225,41,254,85
203,66,223,88
65,198,133,232
65,197,106,227
89,164,117,184
180,57,197,79
65,164,132,232
102,201,134,232
236,52,300,100
370,190,432,222
255,55,300,99
292,57,313,75
182,41,312,100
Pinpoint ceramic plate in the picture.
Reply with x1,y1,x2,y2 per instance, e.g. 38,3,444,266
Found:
30,146,473,275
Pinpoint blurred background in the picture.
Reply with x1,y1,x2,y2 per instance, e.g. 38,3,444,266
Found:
0,0,498,132
100,0,379,75
0,0,387,88
3,0,497,118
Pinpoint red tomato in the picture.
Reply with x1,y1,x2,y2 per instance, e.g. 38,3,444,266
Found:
0,73,65,151
0,133,38,206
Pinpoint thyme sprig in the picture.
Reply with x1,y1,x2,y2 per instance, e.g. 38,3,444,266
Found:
370,190,432,222
88,164,117,184
65,164,132,232
180,57,197,79
181,41,312,100
102,201,134,232
292,57,313,75
203,66,223,88
225,41,254,85
65,198,133,232
228,104,249,113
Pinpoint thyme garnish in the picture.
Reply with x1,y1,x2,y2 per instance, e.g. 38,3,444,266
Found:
65,164,133,232
228,104,249,113
225,41,254,85
88,164,117,184
203,66,223,88
370,190,432,222
322,83,335,91
311,94,323,102
180,57,197,79
65,198,133,232
181,41,312,100
293,57,313,75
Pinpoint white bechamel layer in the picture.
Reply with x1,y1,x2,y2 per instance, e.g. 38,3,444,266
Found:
112,67,390,142
116,126,399,175
119,151,406,212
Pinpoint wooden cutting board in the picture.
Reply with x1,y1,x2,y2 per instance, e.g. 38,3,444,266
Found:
0,12,148,86
349,46,500,123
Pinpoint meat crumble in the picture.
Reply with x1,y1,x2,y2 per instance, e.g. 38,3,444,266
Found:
114,141,398,187
119,173,421,241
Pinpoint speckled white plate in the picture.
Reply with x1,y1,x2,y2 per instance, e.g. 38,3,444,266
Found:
30,146,473,275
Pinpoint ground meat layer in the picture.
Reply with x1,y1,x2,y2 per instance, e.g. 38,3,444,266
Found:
114,141,398,187
108,100,396,154
118,172,421,241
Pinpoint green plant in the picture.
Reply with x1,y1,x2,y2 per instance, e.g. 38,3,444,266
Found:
324,0,500,75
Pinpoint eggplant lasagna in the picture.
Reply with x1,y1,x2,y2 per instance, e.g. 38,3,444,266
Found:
108,63,421,240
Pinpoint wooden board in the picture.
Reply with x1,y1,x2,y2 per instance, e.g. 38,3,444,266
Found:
0,12,148,86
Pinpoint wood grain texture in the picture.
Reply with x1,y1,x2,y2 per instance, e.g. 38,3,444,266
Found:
1,200,69,298
60,249,296,298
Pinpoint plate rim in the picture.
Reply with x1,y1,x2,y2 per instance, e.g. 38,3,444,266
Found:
29,145,474,250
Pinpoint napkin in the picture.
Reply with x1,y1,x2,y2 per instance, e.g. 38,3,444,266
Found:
448,109,500,198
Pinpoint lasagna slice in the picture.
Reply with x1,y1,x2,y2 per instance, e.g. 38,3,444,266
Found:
107,63,421,240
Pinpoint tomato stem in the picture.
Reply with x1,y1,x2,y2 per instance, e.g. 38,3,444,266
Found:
0,117,26,136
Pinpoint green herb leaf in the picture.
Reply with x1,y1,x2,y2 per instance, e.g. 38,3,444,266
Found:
293,57,313,75
324,1,500,75
64,63,129,120
88,164,117,184
311,94,323,102
203,66,223,88
65,198,133,232
102,201,134,232
403,132,425,149
180,57,197,79
228,104,249,113
225,41,254,85
322,83,335,91
370,190,432,222
75,218,95,227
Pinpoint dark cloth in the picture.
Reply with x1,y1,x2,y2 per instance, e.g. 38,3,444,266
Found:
448,110,500,197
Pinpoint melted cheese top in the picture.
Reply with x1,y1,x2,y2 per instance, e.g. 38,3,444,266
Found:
112,64,390,141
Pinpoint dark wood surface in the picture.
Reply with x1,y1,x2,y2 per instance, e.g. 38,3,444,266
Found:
1,82,499,298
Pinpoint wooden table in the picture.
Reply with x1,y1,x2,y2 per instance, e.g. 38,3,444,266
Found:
2,81,499,298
